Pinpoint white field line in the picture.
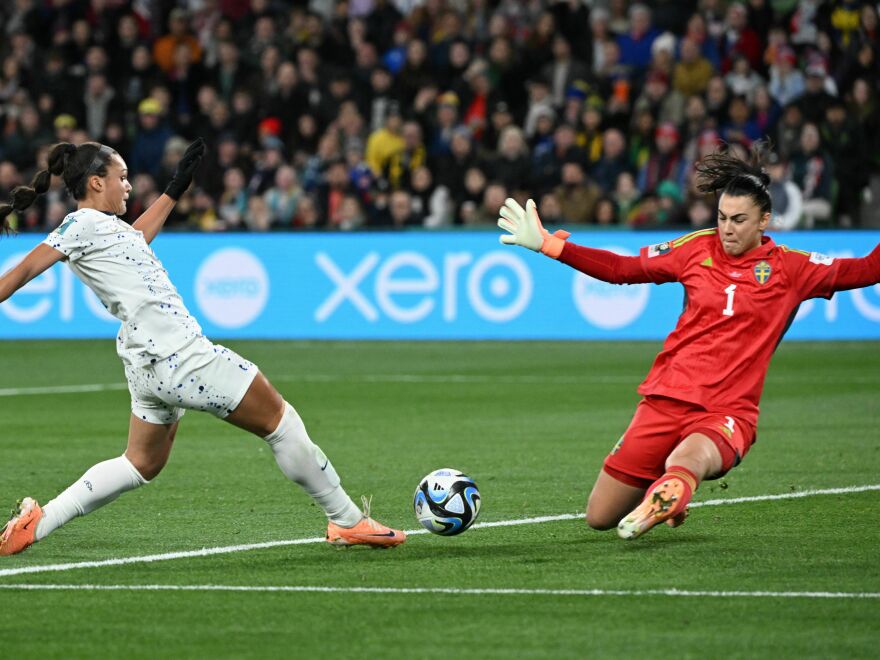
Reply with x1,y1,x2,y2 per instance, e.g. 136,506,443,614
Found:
1,373,878,396
0,484,878,580
0,584,876,600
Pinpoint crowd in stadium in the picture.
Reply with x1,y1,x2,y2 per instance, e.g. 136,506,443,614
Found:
0,0,878,232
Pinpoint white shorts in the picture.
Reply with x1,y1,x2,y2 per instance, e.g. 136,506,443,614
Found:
123,338,258,425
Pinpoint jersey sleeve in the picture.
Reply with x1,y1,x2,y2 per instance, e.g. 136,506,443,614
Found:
638,232,703,284
41,212,94,262
785,244,880,300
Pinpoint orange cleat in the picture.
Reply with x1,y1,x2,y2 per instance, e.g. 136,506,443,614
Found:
326,496,406,548
0,497,42,556
617,478,687,540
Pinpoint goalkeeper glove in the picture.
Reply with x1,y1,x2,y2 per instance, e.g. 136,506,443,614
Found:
164,138,206,200
497,198,570,258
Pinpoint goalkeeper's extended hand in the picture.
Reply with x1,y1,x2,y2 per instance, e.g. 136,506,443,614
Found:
497,198,570,258
164,138,206,200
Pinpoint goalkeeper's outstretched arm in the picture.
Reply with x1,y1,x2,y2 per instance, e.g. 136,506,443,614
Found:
497,197,651,285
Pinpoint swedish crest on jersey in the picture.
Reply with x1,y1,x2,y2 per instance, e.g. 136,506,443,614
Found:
754,260,772,284
647,241,671,258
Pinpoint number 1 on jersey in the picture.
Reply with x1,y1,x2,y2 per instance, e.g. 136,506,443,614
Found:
722,284,736,316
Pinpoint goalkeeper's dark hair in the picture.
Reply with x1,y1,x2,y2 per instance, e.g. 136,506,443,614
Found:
0,142,117,235
695,140,773,215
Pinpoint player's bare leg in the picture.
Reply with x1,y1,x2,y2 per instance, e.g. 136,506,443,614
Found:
618,434,722,539
585,470,646,530
226,373,404,547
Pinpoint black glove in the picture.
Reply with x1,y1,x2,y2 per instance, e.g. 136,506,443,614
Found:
164,138,206,200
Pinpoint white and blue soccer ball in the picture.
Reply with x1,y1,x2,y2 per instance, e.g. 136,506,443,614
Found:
414,468,481,536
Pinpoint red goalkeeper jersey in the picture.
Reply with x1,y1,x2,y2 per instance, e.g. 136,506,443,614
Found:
559,228,880,428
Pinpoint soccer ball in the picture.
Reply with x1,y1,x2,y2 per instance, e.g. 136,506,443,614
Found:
413,468,481,536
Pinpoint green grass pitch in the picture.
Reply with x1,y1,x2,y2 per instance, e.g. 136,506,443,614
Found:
1,340,878,658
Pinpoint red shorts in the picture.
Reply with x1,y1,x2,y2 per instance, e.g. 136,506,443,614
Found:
603,396,756,489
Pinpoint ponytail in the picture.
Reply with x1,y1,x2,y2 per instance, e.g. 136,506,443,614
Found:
695,140,773,214
0,166,56,234
0,141,115,235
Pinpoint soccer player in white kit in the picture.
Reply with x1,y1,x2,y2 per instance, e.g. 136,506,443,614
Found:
0,139,405,554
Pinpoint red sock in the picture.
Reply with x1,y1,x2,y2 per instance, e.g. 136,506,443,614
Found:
646,465,698,515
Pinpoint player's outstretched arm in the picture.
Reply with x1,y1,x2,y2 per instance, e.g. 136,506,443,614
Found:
497,198,570,257
0,243,65,304
132,138,206,243
829,243,880,292
497,197,650,284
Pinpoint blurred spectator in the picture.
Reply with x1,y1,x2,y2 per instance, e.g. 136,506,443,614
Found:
705,74,731,125
397,39,434,107
483,101,515,154
153,9,202,75
639,122,686,193
317,158,355,229
365,102,404,177
724,53,764,102
523,12,557,81
628,108,655,173
384,119,427,190
594,196,620,226
682,12,721,69
248,137,286,196
721,95,761,147
524,77,555,139
336,194,367,231
633,70,685,127
435,126,481,202
674,37,714,97
245,195,272,232
376,189,419,228
687,196,714,229
592,128,632,193
588,9,615,77
293,193,321,229
210,40,253,102
775,102,805,162
263,165,303,228
821,99,867,226
492,125,531,194
766,152,803,231
790,122,834,228
616,4,660,72
542,35,591,109
751,85,781,138
462,181,508,225
576,96,606,166
768,47,804,107
538,191,566,225
532,122,582,193
553,160,602,224
847,78,880,172
217,167,249,229
3,105,51,170
409,165,452,228
720,2,762,73
130,97,172,177
796,62,837,125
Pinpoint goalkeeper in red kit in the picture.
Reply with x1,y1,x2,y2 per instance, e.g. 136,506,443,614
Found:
498,142,880,540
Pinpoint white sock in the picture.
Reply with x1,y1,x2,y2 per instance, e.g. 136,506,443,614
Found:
264,402,362,527
35,455,148,541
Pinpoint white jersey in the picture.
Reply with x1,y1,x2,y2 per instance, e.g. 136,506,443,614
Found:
42,208,203,366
